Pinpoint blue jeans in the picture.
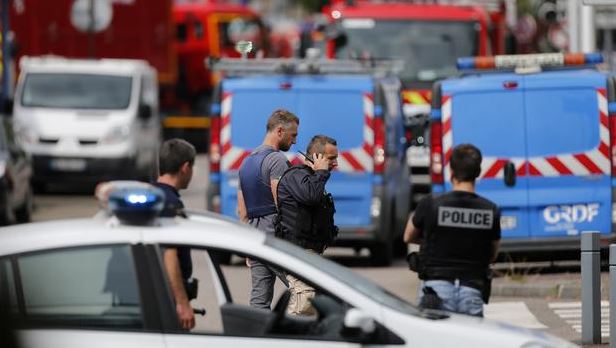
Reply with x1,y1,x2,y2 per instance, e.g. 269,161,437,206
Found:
418,280,484,317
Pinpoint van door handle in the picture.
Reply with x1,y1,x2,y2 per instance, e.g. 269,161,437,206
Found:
504,161,516,187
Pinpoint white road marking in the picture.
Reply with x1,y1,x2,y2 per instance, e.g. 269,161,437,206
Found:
549,302,610,337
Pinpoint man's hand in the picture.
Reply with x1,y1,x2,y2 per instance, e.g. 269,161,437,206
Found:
176,300,195,330
311,153,329,171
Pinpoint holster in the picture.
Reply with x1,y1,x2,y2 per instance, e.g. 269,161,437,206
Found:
406,252,426,278
183,278,199,301
482,270,493,304
419,286,443,310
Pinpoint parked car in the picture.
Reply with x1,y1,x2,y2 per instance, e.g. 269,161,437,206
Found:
0,181,576,348
0,116,33,225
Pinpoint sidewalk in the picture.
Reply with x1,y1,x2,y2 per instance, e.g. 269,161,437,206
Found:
492,271,608,300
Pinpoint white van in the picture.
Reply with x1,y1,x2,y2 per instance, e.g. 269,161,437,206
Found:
12,57,160,189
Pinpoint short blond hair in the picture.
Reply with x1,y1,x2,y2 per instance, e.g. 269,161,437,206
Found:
266,109,299,132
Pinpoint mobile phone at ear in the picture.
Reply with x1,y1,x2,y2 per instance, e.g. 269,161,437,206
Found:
297,150,314,164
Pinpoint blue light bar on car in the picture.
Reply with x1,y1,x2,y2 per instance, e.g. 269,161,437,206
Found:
103,181,165,225
457,53,604,71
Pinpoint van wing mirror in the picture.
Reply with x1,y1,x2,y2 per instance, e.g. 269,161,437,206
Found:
138,104,152,120
504,161,516,187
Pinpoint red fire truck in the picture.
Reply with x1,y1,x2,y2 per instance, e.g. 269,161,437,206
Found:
9,0,269,151
319,0,512,204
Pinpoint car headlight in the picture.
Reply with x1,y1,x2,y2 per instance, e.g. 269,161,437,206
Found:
101,125,131,145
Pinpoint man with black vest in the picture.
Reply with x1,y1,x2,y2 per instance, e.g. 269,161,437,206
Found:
275,135,339,315
237,109,299,309
404,143,500,317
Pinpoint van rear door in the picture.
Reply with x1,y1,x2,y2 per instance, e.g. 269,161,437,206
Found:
523,70,611,239
294,76,374,228
219,77,299,217
219,75,374,227
442,73,530,239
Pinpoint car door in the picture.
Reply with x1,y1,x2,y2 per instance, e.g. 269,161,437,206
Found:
0,244,166,348
442,73,530,239
156,240,403,348
523,70,611,239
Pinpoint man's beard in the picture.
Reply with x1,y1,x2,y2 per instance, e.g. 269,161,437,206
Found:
279,142,290,151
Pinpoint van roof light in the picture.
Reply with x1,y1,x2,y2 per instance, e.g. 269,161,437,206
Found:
457,53,604,71
97,181,165,225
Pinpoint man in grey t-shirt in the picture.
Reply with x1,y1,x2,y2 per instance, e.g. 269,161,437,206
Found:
237,109,299,309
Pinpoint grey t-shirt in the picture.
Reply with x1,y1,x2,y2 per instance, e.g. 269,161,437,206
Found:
240,144,290,234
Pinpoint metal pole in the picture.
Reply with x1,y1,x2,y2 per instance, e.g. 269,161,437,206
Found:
582,231,601,344
581,3,596,53
88,0,95,58
610,244,616,348
568,0,580,52
1,0,9,106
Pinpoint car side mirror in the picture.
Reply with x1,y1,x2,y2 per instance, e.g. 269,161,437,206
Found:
138,104,152,120
341,308,376,341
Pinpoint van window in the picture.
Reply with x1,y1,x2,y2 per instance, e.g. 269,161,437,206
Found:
21,73,133,110
451,90,526,158
229,89,364,150
525,88,599,156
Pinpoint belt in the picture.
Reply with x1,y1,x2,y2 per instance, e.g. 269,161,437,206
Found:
428,278,485,291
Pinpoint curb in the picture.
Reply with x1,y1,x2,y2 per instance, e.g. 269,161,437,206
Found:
492,282,582,299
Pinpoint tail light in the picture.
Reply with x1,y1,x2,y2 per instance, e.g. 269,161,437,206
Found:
430,121,444,184
209,116,221,173
373,116,385,174
610,115,616,176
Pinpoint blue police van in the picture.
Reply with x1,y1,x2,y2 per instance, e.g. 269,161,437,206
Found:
430,53,616,257
206,58,411,265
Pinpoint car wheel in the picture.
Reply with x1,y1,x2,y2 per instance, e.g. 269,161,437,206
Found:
15,186,34,223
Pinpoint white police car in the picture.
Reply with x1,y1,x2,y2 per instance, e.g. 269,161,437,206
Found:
0,182,576,348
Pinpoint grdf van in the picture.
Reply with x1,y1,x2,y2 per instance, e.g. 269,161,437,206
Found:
430,53,616,258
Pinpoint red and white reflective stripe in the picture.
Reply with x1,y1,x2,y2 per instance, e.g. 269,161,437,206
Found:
443,89,610,179
337,93,374,172
220,93,376,173
442,95,453,180
220,93,250,171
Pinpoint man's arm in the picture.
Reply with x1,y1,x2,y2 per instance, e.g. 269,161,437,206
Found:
237,190,248,223
163,248,195,330
490,240,500,263
270,179,280,206
403,213,422,244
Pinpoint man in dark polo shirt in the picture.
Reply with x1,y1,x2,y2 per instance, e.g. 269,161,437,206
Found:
404,143,500,317
153,138,196,329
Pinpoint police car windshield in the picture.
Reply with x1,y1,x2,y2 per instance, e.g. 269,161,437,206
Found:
335,19,478,82
265,235,421,316
21,73,133,110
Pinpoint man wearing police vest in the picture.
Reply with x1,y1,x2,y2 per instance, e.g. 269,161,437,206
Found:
275,135,339,316
404,143,500,317
237,109,299,309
